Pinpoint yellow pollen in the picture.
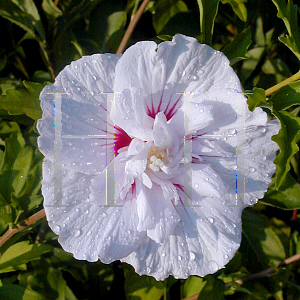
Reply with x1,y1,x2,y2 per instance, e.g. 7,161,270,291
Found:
147,145,168,171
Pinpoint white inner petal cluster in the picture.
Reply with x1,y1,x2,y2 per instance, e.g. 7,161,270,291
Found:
147,145,169,172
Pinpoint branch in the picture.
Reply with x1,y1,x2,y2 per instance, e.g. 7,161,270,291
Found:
0,209,46,248
116,0,150,54
265,70,300,96
183,252,300,300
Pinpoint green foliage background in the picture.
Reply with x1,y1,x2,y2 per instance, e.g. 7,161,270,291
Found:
0,0,300,299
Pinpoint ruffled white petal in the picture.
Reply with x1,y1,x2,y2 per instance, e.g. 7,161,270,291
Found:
122,202,243,280
114,34,241,124
136,180,180,243
112,88,154,140
38,54,120,175
43,159,147,262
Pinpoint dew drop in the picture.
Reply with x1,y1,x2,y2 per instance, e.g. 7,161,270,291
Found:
84,209,89,214
207,217,214,224
182,70,186,76
194,183,199,188
224,254,229,259
228,128,236,135
190,251,195,261
178,255,182,261
248,167,256,173
208,260,219,273
162,252,166,257
259,127,266,133
53,225,61,233
92,75,97,80
207,110,211,114
72,228,81,237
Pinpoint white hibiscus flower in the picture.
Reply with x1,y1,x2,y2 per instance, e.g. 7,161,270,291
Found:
38,34,279,280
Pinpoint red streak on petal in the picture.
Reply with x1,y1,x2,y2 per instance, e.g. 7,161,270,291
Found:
114,127,132,156
165,95,182,120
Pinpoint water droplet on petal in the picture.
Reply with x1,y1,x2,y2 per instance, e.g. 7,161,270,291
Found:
190,252,195,261
162,253,166,257
248,167,256,173
208,260,219,273
72,228,81,237
228,128,236,135
208,217,214,224
178,255,182,261
194,183,199,188
53,225,61,233
259,127,266,133
182,70,186,76
224,254,229,259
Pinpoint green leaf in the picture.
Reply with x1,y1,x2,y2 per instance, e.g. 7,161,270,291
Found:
42,0,63,19
197,0,220,45
0,121,20,140
0,81,44,120
55,0,103,48
182,276,206,298
255,16,266,47
270,80,300,111
221,0,247,22
0,284,46,300
262,173,300,210
124,266,165,300
47,268,78,300
157,35,173,41
271,110,300,189
240,47,265,82
0,131,33,202
222,28,252,65
261,58,291,84
0,79,22,95
246,87,267,111
0,0,45,41
271,0,300,60
241,210,286,272
197,276,225,300
0,241,53,273
89,0,127,53
153,0,188,34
